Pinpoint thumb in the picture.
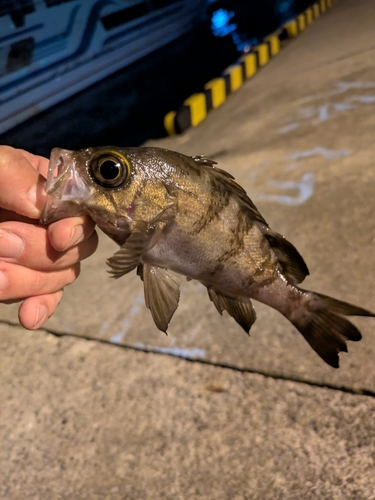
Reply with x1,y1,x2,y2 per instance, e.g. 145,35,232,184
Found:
0,146,47,219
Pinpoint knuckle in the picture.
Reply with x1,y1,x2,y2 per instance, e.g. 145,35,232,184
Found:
30,270,47,295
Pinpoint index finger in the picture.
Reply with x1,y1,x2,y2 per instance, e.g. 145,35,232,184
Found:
0,146,47,219
17,149,49,178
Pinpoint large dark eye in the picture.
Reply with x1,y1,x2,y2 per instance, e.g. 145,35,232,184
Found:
89,151,130,188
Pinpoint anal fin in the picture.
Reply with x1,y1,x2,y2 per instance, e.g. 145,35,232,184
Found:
143,263,180,333
207,288,257,334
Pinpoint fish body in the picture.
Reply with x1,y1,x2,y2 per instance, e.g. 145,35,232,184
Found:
41,146,374,368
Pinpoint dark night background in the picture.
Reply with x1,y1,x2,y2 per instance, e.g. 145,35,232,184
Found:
1,0,315,156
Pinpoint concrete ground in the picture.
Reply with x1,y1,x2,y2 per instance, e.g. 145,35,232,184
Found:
1,0,375,498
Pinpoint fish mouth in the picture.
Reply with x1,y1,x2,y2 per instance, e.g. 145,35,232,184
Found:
40,148,90,225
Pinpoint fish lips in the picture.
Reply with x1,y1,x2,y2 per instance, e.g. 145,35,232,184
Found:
40,148,89,225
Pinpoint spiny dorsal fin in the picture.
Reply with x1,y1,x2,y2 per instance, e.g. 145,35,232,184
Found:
191,155,219,169
207,288,257,334
191,154,308,283
191,155,268,227
143,263,180,333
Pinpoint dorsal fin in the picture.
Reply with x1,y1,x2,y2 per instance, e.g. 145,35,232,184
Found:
190,155,309,285
191,155,268,226
262,229,309,284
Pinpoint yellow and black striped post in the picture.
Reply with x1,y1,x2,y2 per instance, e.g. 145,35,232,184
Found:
313,2,321,18
164,111,177,136
164,0,338,135
305,7,313,25
239,52,257,79
267,34,281,56
223,64,243,94
254,43,270,66
285,18,299,37
204,78,226,109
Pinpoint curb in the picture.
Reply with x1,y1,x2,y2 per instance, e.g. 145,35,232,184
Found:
164,0,337,136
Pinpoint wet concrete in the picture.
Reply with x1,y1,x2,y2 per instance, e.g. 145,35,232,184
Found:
1,0,375,497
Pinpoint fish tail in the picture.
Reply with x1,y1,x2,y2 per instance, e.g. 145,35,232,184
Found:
288,289,374,368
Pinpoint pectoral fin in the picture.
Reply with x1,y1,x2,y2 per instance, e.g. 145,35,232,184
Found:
143,263,180,333
107,221,150,278
207,288,257,334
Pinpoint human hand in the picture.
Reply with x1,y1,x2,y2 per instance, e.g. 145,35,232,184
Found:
0,146,98,329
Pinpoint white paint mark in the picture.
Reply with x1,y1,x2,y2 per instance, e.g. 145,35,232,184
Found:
134,342,206,359
278,122,299,134
300,106,316,119
260,172,315,206
303,81,375,103
317,104,330,122
280,81,375,135
333,102,355,112
289,146,351,161
129,294,143,315
357,95,375,104
100,321,109,333
336,81,375,92
111,329,128,345
109,293,143,344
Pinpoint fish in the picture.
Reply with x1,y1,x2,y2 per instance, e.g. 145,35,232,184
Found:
40,146,374,368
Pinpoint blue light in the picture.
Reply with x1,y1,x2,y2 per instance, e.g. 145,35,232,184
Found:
211,8,259,52
278,0,294,13
211,9,236,37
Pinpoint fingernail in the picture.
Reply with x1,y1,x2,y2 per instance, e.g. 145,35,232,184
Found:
0,270,7,292
33,304,48,329
0,230,24,258
66,225,84,249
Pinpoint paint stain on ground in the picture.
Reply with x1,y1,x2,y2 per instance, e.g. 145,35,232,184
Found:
134,343,206,359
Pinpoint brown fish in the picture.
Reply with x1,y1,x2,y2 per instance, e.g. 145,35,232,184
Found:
41,146,374,368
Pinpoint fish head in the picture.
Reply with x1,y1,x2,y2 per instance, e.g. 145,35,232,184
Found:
41,146,139,241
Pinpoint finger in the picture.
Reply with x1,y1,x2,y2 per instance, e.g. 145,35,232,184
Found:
47,215,97,252
0,261,80,301
0,146,47,219
0,208,34,224
18,290,64,330
0,221,98,270
17,149,49,177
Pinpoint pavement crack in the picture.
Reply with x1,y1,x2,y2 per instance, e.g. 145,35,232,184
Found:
2,319,375,399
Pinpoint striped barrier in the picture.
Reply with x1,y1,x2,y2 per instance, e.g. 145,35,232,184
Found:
164,0,336,136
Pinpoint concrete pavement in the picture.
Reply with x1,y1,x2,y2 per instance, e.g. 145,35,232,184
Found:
1,0,375,497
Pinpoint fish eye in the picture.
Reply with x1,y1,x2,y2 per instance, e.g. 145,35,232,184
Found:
89,151,130,188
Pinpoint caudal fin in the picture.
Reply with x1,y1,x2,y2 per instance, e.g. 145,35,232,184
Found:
290,291,374,368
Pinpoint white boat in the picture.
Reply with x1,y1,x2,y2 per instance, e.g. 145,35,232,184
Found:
0,0,206,134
